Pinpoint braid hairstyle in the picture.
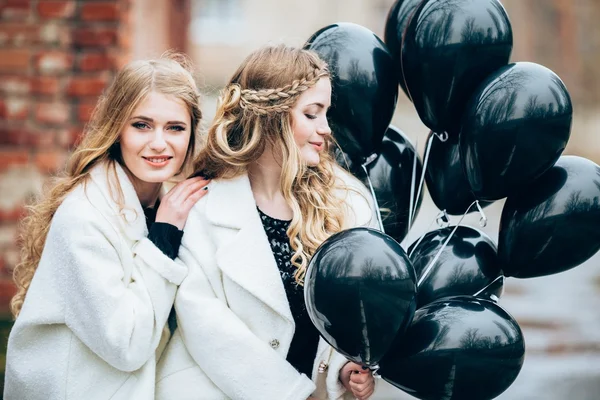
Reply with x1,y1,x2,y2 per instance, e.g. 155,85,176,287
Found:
193,44,348,284
238,67,325,115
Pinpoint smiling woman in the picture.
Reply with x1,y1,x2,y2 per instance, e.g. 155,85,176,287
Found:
119,91,195,207
289,77,332,167
4,54,210,400
155,45,377,400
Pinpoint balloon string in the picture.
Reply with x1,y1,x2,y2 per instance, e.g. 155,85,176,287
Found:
411,133,434,226
475,200,488,227
473,275,505,300
411,133,447,226
361,161,385,233
370,363,381,379
417,200,486,287
408,209,449,258
408,136,419,230
433,131,449,142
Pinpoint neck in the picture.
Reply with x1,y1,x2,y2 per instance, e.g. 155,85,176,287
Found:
248,144,283,200
123,167,162,208
136,182,162,208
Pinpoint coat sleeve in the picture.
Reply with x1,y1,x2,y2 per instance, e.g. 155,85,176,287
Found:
54,199,186,372
325,351,353,400
174,233,316,400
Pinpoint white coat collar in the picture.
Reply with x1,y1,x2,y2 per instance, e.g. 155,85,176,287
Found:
204,173,294,324
87,161,165,242
205,173,254,230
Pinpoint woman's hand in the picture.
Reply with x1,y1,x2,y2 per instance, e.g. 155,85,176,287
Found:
156,177,210,230
339,362,375,400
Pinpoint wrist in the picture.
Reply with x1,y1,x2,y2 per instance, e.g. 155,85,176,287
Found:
338,361,352,389
155,218,184,230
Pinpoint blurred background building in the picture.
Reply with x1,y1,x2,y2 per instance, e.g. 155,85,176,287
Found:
1,0,599,397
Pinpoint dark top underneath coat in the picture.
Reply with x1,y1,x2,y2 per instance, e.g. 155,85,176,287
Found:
143,200,182,334
257,207,320,377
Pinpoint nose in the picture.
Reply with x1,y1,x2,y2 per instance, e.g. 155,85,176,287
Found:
317,119,331,136
149,128,167,152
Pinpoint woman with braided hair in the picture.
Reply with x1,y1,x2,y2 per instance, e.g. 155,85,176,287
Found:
156,45,377,400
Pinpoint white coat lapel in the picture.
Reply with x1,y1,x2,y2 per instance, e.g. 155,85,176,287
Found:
205,174,294,324
87,161,148,242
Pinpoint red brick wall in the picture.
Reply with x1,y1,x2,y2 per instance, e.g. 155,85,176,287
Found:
0,0,132,316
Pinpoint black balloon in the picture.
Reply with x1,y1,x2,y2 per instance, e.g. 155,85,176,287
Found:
499,156,600,278
306,23,398,163
380,296,525,400
305,227,417,366
334,126,423,242
402,0,512,136
366,126,423,243
384,0,422,97
408,226,502,308
383,0,405,58
425,131,492,215
461,62,573,201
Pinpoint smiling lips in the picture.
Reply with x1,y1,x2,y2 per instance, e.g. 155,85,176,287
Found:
143,155,173,167
309,141,324,151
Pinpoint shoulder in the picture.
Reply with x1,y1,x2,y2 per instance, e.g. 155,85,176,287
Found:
332,165,375,229
182,178,221,243
187,174,252,228
187,178,215,220
51,181,118,241
333,165,369,194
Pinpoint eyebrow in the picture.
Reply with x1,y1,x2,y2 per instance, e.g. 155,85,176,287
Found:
306,102,330,109
131,115,188,125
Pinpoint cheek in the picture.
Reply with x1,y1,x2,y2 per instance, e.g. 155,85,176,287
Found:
119,132,141,159
172,133,192,155
291,112,310,143
293,123,312,144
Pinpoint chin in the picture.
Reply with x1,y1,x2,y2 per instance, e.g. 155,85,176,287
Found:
136,169,178,183
302,153,320,167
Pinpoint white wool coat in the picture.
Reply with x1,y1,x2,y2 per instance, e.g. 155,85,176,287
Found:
4,162,185,400
156,166,377,400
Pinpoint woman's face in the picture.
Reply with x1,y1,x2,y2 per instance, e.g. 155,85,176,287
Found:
120,91,192,185
290,77,332,167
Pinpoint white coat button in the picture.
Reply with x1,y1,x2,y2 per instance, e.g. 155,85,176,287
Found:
269,339,280,349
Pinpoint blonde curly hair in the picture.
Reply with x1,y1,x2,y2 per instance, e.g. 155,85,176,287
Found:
193,44,347,284
11,53,202,318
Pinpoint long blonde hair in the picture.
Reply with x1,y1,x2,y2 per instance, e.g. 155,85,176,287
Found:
11,54,202,318
193,44,346,284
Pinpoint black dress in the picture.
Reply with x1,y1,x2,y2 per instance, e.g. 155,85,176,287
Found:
257,207,321,377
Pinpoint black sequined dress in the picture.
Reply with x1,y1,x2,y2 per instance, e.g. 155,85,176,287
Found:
257,207,320,377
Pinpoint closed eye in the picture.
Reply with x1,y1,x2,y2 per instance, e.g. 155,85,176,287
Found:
305,114,317,120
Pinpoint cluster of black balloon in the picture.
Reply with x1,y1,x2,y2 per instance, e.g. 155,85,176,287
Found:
303,0,600,399
306,22,423,242
386,0,600,298
305,226,525,400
